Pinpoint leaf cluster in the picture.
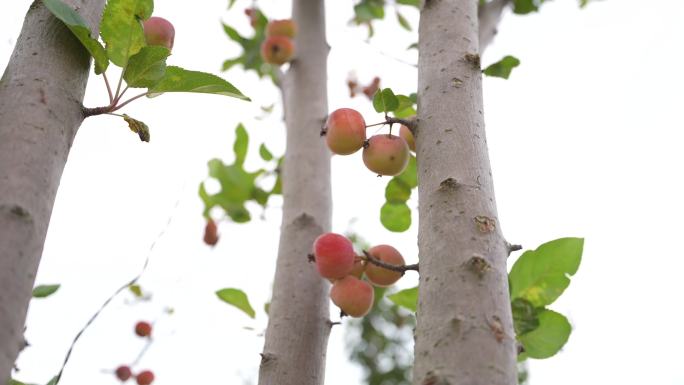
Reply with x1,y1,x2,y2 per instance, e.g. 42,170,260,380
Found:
221,8,277,80
199,124,282,224
44,0,248,140
387,237,584,361
351,0,419,37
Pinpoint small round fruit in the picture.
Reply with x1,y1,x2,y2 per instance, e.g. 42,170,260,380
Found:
143,17,175,50
365,245,405,287
136,370,155,385
261,35,294,65
267,19,297,38
203,219,219,246
134,321,152,338
325,108,366,155
348,258,366,279
362,134,410,176
399,124,415,152
330,276,374,317
115,366,132,382
313,233,355,279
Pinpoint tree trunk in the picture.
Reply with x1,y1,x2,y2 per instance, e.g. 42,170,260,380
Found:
0,0,105,381
257,1,331,385
412,1,516,384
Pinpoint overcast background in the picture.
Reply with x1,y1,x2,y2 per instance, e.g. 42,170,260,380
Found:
2,1,684,384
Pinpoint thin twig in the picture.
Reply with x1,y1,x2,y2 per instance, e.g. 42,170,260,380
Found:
52,185,186,385
365,116,417,135
103,73,114,104
114,71,125,104
361,250,419,274
111,92,149,112
114,85,130,105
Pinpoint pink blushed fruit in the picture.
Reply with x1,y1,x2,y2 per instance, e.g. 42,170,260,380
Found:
330,275,374,317
313,233,355,279
399,124,415,152
261,35,295,65
362,134,410,176
136,370,155,385
115,365,132,382
143,17,175,50
365,245,405,287
267,19,297,38
325,108,366,155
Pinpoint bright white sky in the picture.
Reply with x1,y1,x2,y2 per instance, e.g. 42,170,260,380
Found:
2,1,684,385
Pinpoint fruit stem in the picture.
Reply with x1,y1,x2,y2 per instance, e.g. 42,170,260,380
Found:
103,72,114,104
111,92,149,112
361,250,419,274
365,116,417,135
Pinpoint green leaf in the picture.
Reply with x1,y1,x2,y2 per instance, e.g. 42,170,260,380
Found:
45,377,57,385
100,0,153,67
227,0,237,9
509,238,583,307
216,288,256,318
252,187,269,206
149,66,250,100
396,11,411,31
380,202,411,232
511,297,540,336
353,2,385,23
518,309,571,359
387,286,418,312
512,0,539,14
220,13,273,79
396,0,420,6
259,144,274,161
122,114,150,142
483,55,521,79
233,124,249,166
372,88,399,113
222,23,246,45
123,46,170,88
42,0,109,74
208,159,257,203
385,178,411,203
393,95,417,119
32,284,60,298
395,155,417,188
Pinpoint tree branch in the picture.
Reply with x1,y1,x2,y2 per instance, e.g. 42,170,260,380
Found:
478,0,511,53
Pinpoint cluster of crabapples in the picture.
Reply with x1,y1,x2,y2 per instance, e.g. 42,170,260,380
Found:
313,233,406,317
113,321,155,385
324,108,416,176
261,19,297,65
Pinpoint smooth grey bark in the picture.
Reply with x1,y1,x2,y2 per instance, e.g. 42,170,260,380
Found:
0,0,105,381
258,1,331,385
412,0,516,384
